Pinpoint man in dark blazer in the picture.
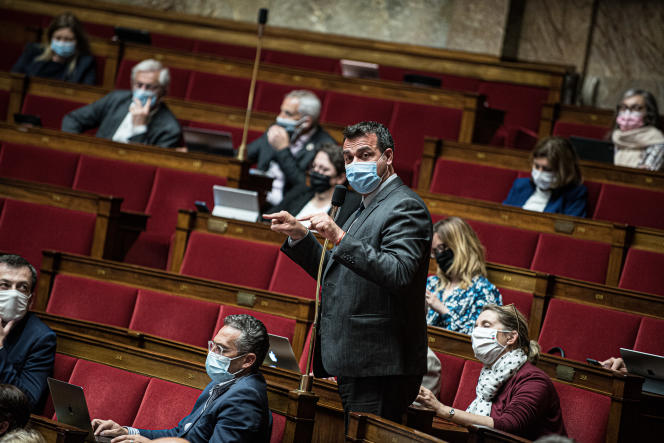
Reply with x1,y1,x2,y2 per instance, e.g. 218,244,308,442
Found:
92,314,272,443
61,58,181,148
247,90,336,207
0,254,56,411
265,121,432,427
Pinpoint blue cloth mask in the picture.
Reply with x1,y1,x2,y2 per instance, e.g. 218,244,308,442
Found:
205,351,245,384
345,153,385,194
51,39,76,58
132,88,157,107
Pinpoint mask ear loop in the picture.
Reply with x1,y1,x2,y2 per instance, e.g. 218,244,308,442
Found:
509,303,528,356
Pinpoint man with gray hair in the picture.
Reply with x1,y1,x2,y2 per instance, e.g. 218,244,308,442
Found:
91,314,272,443
248,89,336,206
62,58,181,148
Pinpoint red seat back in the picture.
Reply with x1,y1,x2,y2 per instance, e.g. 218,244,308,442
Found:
553,121,610,140
192,40,257,60
452,360,482,410
216,305,296,344
0,142,80,187
253,82,326,114
132,378,201,430
268,252,317,299
22,94,84,129
618,248,664,296
151,33,195,51
467,220,538,268
263,50,338,73
186,72,251,107
270,412,286,443
434,352,466,406
42,354,79,418
498,288,533,321
320,92,394,126
593,183,664,230
478,81,549,133
634,317,664,356
530,234,611,284
554,381,610,443
430,159,518,203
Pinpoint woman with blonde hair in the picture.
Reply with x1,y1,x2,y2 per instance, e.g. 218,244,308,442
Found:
425,217,501,334
417,304,566,440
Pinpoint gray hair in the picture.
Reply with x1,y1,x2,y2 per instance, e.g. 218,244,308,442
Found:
616,89,661,130
0,429,45,443
0,255,37,293
222,314,269,372
131,59,170,91
285,90,321,121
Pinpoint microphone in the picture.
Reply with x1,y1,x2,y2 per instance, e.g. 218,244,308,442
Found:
329,185,347,222
258,8,269,25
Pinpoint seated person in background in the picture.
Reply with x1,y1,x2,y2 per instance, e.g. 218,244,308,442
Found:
264,143,361,228
0,384,30,437
426,217,502,334
62,59,181,148
417,304,567,440
611,89,664,171
92,314,272,443
248,90,336,207
0,428,46,443
0,255,56,411
503,136,587,217
11,12,96,85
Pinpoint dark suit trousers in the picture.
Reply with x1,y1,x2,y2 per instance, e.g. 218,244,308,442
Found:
336,374,423,431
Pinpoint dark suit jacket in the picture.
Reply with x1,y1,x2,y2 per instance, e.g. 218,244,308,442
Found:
11,42,96,85
61,90,182,148
139,374,272,443
282,176,432,377
0,312,56,410
247,126,336,190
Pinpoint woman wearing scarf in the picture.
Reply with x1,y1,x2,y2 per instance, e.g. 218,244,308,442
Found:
417,304,566,440
612,89,664,171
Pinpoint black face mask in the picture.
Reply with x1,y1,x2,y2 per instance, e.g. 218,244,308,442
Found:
435,248,454,274
309,171,332,193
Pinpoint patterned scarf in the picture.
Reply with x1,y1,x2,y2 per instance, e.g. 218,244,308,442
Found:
466,348,527,416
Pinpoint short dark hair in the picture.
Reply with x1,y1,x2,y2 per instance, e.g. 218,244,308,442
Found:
343,121,394,153
616,89,662,130
317,143,345,177
0,384,30,435
0,255,37,293
222,314,269,372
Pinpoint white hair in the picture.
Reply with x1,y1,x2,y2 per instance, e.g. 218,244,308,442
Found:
0,429,46,443
131,58,170,90
285,90,321,121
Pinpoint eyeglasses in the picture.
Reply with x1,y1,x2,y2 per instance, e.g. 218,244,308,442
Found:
618,104,645,113
208,341,226,355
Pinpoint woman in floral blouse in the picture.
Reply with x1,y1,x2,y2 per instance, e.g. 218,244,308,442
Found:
426,217,502,334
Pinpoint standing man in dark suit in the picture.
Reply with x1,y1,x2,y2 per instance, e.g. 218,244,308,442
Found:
265,121,432,427
61,59,181,148
248,90,336,207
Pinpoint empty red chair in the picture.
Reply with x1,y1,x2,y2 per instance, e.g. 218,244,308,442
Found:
451,360,483,410
634,317,664,356
553,121,610,140
216,305,296,344
593,183,664,230
129,289,220,347
253,82,326,115
499,288,533,320
0,199,96,269
46,275,138,328
132,378,201,430
263,50,338,73
193,40,257,60
554,381,610,443
467,220,539,269
530,234,611,284
538,299,641,362
433,352,465,406
0,143,80,187
429,159,518,203
268,252,317,299
151,33,195,52
43,354,79,418
270,413,286,443
67,360,149,426
478,81,549,133
21,95,85,130
618,248,664,296
73,155,157,212
186,72,251,108
180,233,279,290
320,92,394,126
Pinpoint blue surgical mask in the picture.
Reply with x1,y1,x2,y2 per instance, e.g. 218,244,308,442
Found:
205,351,245,384
51,39,76,58
132,88,157,107
345,153,385,194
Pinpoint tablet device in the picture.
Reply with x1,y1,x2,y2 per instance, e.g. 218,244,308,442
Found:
211,185,259,222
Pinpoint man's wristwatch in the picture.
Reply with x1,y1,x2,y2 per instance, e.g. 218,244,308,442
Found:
448,408,455,420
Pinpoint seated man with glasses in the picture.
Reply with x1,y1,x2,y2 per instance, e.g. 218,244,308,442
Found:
62,58,181,148
91,314,272,443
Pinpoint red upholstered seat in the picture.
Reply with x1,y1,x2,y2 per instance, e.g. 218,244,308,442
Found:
129,289,220,347
67,360,149,426
618,248,664,296
186,72,251,108
73,155,156,212
216,305,296,344
46,275,138,328
498,288,533,321
132,378,201,430
180,232,279,290
268,252,317,299
151,33,195,51
538,299,641,362
466,220,538,269
593,183,664,230
429,159,518,203
0,199,96,269
584,180,603,219
263,50,338,73
530,234,611,284
634,317,664,356
553,121,610,140
320,92,394,127
433,352,465,406
253,82,326,114
21,95,85,130
82,23,115,39
0,142,80,187
478,81,549,133
42,354,79,418
554,381,610,443
298,327,313,374
452,360,482,410
270,413,286,443
192,40,257,60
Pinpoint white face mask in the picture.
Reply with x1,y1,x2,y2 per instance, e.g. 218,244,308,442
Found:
471,327,511,365
531,167,555,191
0,289,31,323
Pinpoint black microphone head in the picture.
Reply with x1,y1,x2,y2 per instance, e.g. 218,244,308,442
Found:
332,185,347,207
258,8,269,25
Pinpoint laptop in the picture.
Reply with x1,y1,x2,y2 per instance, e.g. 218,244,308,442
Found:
262,334,302,373
569,136,614,164
620,348,664,395
47,378,113,443
182,127,235,157
339,59,379,79
211,185,259,222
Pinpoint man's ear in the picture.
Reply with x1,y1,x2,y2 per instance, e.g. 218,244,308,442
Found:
383,148,394,166
0,420,10,436
242,353,257,369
